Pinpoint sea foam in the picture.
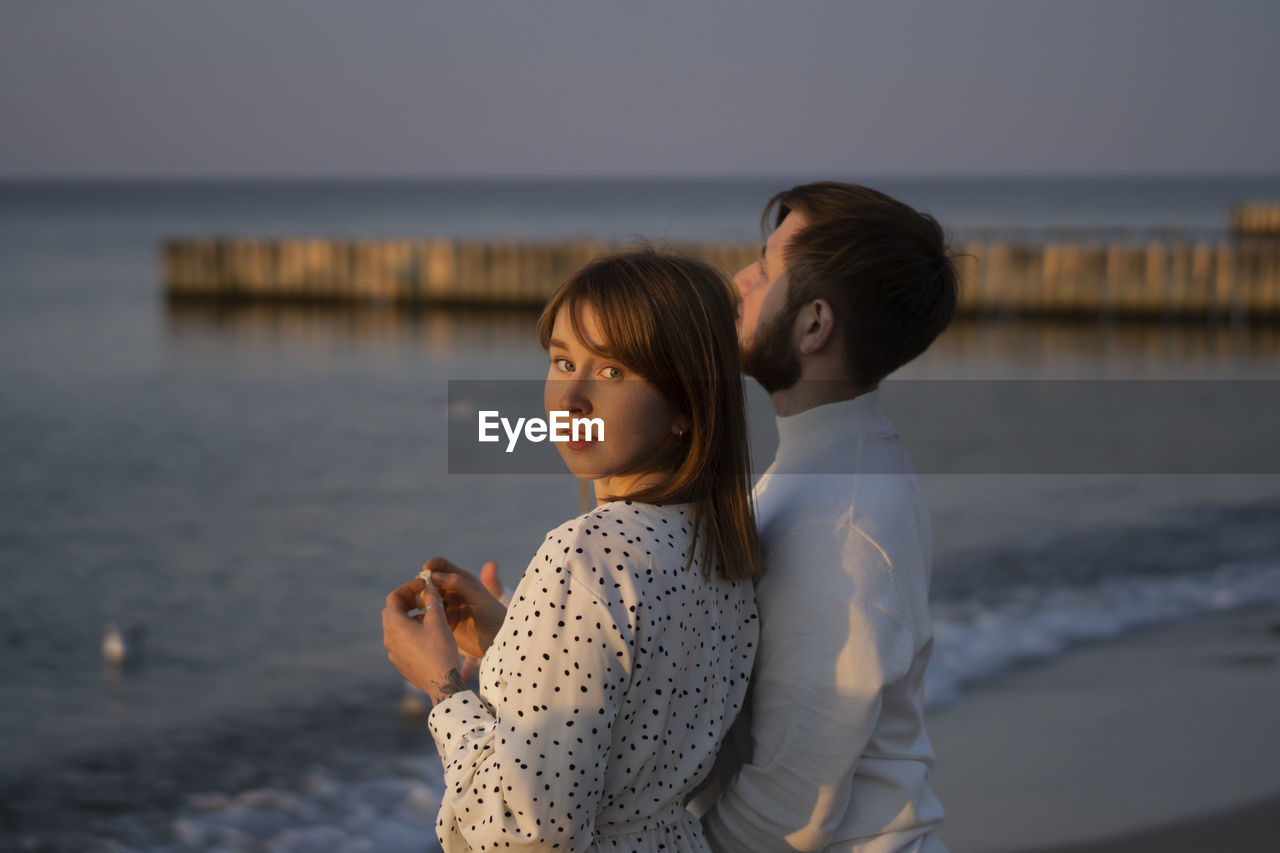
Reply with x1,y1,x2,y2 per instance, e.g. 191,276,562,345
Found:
926,560,1280,706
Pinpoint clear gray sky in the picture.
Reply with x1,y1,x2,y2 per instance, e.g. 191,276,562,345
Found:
2,0,1277,178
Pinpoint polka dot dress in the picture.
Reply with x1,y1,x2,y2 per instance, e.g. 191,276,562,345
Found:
428,500,758,852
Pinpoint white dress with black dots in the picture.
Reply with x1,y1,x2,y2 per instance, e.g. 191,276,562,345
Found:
428,500,758,852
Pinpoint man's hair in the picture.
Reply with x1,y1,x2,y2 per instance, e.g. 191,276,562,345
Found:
765,182,959,385
537,249,763,584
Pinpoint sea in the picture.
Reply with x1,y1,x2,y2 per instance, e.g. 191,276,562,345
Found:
2,177,1280,852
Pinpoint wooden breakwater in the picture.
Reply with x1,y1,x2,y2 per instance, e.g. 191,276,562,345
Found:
1232,201,1280,239
163,239,761,308
952,239,1280,320
163,215,1280,322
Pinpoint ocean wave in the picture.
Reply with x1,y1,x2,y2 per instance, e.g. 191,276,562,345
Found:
926,560,1280,706
18,753,445,853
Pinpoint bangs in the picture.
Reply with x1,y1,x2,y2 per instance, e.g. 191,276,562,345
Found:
539,290,618,361
537,260,656,379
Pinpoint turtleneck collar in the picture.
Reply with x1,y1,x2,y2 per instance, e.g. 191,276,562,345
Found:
774,389,893,459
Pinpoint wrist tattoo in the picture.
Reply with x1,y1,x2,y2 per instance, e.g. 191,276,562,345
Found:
436,668,467,700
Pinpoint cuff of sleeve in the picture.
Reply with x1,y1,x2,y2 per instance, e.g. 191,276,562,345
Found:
426,689,487,755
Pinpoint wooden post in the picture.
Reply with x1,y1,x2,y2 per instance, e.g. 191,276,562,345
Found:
1187,244,1213,315
954,244,981,313
1005,245,1034,314
1107,245,1144,315
459,242,484,304
1212,244,1237,319
419,240,454,301
982,243,1009,319
1165,243,1192,315
1144,243,1167,318
1041,244,1062,314
1077,245,1105,315
1236,241,1270,317
1266,242,1280,317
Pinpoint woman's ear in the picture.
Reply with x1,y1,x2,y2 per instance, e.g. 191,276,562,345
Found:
796,298,837,355
670,416,690,438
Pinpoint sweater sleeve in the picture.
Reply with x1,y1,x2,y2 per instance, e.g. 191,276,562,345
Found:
428,531,635,853
703,523,915,853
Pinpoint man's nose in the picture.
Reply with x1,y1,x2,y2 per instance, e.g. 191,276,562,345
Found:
732,264,754,297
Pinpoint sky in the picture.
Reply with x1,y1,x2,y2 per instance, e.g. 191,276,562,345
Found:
1,0,1278,179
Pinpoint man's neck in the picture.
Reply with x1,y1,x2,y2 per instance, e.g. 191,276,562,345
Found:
768,378,876,417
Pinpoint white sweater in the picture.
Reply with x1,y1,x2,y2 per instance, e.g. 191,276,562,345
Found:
702,391,947,852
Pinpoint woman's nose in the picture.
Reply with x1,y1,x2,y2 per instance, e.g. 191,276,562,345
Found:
555,376,591,415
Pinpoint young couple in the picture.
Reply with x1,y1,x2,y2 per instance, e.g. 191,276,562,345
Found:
383,182,957,853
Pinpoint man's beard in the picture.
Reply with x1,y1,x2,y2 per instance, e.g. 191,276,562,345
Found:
740,304,802,394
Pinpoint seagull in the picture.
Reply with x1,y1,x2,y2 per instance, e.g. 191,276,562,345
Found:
102,622,145,669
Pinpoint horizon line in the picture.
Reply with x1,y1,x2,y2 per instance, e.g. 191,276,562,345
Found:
4,171,1280,184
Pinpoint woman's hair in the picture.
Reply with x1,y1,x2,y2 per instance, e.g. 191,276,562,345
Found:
537,249,763,583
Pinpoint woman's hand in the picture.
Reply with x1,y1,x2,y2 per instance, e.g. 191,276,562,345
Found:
426,557,508,659
383,577,465,706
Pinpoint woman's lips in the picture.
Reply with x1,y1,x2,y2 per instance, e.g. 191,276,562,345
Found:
566,438,597,451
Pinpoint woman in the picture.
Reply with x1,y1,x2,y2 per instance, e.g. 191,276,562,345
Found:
382,250,762,852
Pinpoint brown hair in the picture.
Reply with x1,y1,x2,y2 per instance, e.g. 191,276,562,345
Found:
765,182,959,384
537,249,763,583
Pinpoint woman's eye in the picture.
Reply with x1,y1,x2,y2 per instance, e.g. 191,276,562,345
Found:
553,358,574,373
600,366,623,379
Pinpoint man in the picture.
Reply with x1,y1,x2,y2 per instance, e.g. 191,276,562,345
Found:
698,182,957,852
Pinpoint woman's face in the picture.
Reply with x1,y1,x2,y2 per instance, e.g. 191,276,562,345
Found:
544,301,686,502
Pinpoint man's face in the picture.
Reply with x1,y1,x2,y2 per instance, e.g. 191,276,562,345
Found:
733,211,808,393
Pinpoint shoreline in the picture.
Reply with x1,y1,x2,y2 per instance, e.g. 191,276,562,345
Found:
927,603,1280,852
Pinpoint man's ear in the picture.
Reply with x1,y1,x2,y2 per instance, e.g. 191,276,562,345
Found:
796,298,837,355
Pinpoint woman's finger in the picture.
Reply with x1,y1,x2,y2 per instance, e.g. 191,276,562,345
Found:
480,561,504,599
385,578,426,613
383,581,449,638
417,579,444,608
422,557,465,577
443,599,463,625
432,569,495,605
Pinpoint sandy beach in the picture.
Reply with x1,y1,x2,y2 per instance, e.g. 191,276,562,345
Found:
927,603,1280,852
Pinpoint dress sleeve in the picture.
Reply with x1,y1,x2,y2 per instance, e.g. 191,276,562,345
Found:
703,523,915,853
428,532,635,853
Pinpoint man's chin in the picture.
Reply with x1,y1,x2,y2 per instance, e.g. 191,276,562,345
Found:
739,311,802,394
738,339,765,379
741,354,800,395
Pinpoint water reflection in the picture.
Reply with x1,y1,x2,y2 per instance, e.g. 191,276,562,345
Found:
165,303,1280,379
913,317,1280,378
163,301,543,357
